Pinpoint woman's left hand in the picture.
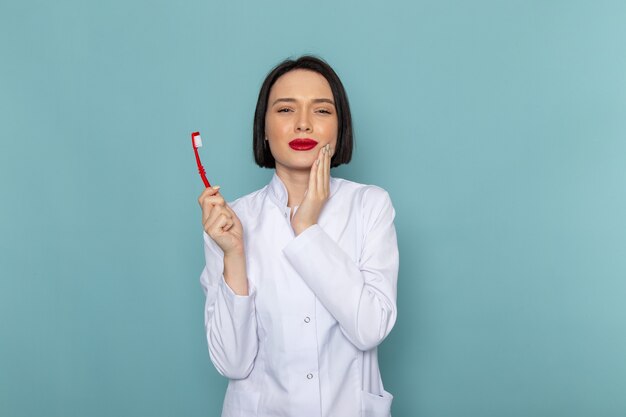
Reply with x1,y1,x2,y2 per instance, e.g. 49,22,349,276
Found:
291,143,332,236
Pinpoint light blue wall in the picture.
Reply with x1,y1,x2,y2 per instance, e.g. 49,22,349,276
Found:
1,0,625,416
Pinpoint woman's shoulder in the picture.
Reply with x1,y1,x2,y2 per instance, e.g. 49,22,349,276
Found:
228,185,269,211
331,178,395,227
329,178,395,233
332,177,393,206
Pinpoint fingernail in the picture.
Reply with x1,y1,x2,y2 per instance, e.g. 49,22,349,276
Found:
212,185,221,190
316,160,320,165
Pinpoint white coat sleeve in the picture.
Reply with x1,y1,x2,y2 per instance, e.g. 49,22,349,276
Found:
199,232,258,379
282,187,399,351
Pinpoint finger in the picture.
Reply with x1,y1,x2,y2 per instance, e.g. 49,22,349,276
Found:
220,215,235,233
323,144,330,195
205,206,232,230
210,206,233,224
202,195,226,208
307,152,320,201
316,145,325,195
209,213,233,235
199,187,222,221
222,218,235,232
200,194,226,224
201,201,217,226
198,185,221,205
224,205,242,229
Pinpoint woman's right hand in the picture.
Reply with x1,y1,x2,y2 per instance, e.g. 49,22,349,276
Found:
198,186,244,256
199,186,249,295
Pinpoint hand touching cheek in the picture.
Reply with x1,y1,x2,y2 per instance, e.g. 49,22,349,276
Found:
290,143,332,236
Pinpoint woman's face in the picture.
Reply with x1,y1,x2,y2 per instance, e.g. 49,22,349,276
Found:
265,69,338,173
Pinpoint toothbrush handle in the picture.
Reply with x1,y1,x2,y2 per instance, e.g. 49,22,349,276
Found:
193,145,211,188
199,168,211,188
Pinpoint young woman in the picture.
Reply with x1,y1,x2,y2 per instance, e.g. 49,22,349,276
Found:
198,56,398,417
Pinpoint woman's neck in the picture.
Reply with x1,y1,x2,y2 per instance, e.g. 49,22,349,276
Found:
275,166,309,208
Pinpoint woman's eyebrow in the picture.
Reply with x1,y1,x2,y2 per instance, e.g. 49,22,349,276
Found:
271,98,335,106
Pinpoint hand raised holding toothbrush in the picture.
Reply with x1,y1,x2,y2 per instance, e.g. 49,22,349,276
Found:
291,144,333,236
198,186,249,295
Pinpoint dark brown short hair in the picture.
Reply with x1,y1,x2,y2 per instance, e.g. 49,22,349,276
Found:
253,55,353,168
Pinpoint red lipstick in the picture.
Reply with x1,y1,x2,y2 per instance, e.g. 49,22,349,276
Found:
289,138,318,151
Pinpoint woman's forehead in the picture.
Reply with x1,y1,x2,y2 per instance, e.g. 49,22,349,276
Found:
269,69,333,99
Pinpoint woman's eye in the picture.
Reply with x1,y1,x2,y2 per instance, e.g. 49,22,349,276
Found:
317,109,332,114
277,108,292,113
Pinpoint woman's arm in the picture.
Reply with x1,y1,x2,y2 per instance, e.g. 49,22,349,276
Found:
283,186,399,351
198,187,258,379
286,147,398,351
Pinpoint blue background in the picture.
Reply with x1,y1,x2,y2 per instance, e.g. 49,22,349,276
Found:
1,0,625,416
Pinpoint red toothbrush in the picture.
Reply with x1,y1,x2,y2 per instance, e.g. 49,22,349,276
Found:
191,131,211,188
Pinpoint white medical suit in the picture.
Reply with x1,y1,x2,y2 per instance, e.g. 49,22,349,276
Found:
200,173,399,417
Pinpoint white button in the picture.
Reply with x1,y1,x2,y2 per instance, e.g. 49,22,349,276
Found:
304,317,310,323
306,373,313,379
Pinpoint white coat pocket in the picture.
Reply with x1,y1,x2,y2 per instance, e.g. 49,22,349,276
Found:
222,389,260,417
361,389,393,417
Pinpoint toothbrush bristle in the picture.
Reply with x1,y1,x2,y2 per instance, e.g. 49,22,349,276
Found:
194,134,203,148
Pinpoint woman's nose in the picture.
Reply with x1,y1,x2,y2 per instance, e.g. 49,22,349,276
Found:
295,113,312,132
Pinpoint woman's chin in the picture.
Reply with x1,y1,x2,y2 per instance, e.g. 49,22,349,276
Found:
275,157,318,172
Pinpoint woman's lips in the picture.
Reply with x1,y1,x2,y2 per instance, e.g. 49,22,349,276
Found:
289,138,318,151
